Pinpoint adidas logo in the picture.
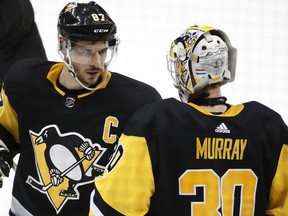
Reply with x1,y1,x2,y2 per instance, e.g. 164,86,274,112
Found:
215,122,230,133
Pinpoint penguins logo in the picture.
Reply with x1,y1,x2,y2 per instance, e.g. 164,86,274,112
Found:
26,124,106,213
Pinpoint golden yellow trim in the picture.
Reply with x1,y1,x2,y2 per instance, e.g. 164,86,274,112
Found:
0,89,19,143
266,145,288,214
46,63,65,96
188,102,244,117
187,25,215,31
46,63,112,98
201,26,215,31
78,70,112,98
211,75,222,81
96,134,154,215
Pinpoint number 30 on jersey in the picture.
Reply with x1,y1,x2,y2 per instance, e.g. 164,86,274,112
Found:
179,169,257,215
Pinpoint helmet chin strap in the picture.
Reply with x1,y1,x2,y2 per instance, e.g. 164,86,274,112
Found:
58,49,108,91
73,69,108,91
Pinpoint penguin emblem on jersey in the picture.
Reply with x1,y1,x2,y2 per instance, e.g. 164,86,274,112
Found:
26,124,106,213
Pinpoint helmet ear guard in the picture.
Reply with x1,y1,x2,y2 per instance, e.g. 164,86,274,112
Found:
215,29,237,83
167,25,237,102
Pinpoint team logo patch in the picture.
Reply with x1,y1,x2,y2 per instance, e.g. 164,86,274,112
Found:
65,96,76,108
64,3,76,13
26,124,106,213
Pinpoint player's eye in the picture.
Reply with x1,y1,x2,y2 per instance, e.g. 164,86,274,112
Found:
99,48,108,56
80,49,93,56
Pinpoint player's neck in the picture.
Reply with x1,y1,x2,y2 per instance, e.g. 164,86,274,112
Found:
200,88,228,113
59,67,82,90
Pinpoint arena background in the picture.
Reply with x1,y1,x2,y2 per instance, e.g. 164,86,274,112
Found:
1,0,287,214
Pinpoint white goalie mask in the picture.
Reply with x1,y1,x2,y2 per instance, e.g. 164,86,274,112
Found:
167,25,237,102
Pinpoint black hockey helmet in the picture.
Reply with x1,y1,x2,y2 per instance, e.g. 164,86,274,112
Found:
57,1,117,45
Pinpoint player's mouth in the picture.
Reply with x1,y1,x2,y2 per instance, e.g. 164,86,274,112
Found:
86,70,101,76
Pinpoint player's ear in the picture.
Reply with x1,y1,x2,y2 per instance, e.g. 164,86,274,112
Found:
59,38,67,55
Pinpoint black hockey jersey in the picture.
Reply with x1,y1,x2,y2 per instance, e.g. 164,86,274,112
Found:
0,0,47,83
91,98,288,216
0,58,161,215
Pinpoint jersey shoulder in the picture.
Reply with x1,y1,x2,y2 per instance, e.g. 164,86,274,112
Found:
5,58,55,83
243,101,288,142
123,98,185,135
244,101,286,124
110,72,160,93
127,97,181,118
4,58,56,97
109,72,162,102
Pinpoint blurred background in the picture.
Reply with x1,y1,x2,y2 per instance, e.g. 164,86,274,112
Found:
1,0,287,214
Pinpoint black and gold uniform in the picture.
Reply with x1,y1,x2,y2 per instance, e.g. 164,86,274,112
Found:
0,58,161,216
91,98,288,216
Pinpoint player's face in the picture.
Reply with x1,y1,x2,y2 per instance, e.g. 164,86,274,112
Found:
70,41,109,87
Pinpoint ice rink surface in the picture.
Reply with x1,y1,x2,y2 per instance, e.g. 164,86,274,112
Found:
1,0,288,214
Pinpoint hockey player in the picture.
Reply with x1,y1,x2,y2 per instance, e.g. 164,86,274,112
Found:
0,0,47,84
0,1,161,215
90,25,288,215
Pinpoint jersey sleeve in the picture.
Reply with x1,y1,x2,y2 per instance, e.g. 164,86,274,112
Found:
266,144,288,215
266,116,288,215
90,134,155,215
0,87,20,155
0,0,47,82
